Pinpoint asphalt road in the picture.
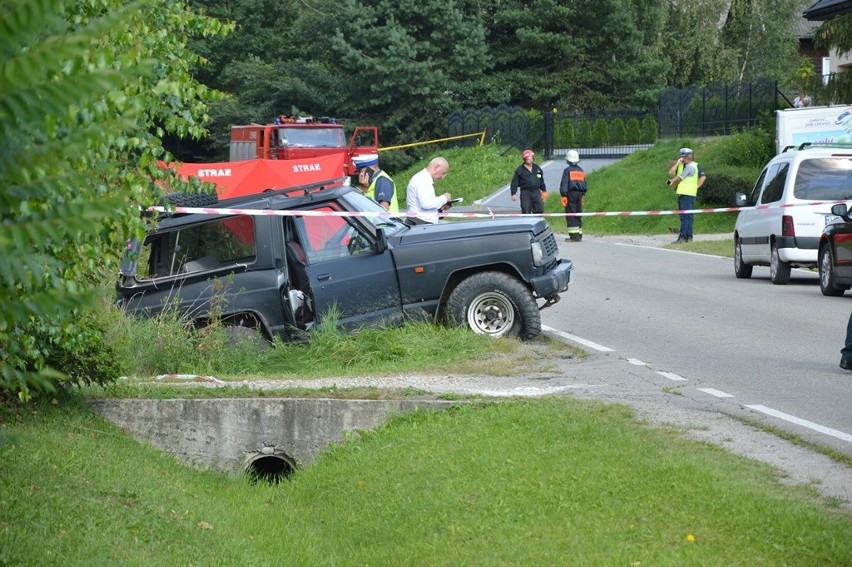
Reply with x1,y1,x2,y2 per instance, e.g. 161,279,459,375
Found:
542,234,852,456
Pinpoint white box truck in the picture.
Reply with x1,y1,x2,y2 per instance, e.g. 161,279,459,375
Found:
776,105,852,154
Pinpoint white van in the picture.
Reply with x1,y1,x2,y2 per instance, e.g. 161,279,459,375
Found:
733,145,852,284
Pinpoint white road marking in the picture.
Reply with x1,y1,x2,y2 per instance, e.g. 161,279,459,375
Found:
627,358,647,366
480,184,509,205
657,371,687,381
745,404,852,443
612,242,726,259
541,325,615,352
697,387,734,398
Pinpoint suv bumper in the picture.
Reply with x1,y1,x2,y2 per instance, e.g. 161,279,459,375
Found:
777,236,819,264
531,259,574,297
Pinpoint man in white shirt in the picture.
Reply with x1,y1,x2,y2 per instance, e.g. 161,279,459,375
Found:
406,157,451,223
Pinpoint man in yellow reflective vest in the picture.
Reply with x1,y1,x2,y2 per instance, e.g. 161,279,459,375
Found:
666,147,700,243
354,153,399,212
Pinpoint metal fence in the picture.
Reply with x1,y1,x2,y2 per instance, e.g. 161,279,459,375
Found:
448,79,782,158
658,79,779,137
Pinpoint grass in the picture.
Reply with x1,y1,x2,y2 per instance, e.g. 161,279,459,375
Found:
540,137,760,236
665,238,734,257
389,143,522,208
734,415,852,469
2,396,850,566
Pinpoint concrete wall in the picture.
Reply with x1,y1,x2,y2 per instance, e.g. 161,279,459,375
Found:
88,398,458,474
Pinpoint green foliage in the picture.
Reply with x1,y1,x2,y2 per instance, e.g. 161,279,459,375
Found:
609,118,626,145
697,173,751,208
0,0,230,401
626,117,642,143
554,119,575,148
578,121,594,147
592,118,609,146
813,12,852,56
641,115,658,143
713,127,774,168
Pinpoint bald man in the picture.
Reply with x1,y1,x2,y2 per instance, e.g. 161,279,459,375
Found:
406,157,452,223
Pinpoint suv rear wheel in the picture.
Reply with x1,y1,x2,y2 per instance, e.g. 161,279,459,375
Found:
819,246,848,296
770,242,791,285
446,272,541,340
734,237,753,279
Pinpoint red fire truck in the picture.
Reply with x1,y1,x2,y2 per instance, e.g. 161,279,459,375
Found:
164,115,379,201
229,115,379,176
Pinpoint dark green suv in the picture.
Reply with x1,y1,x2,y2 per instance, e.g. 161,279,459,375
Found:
118,182,574,340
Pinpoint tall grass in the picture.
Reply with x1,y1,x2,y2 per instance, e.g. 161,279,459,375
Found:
1,397,849,565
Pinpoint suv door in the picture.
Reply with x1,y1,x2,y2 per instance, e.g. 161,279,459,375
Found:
738,166,768,261
294,205,403,330
741,162,790,262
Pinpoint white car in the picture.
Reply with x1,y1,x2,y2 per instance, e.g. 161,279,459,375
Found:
733,145,852,284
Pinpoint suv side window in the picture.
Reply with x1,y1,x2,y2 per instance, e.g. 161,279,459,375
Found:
759,163,789,204
138,215,256,279
295,206,374,264
748,167,768,206
793,157,852,200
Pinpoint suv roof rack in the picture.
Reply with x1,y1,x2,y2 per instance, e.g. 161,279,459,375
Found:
216,178,347,208
795,142,852,151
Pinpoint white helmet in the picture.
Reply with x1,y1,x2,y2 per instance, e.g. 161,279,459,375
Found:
566,150,580,164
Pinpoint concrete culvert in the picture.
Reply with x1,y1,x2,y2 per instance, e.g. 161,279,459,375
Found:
246,453,296,484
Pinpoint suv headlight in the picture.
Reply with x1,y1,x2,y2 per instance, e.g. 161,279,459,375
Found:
531,241,543,265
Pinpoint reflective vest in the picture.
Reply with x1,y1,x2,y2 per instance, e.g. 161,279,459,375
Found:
367,170,399,213
676,161,699,197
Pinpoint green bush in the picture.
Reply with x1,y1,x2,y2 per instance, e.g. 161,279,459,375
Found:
578,121,593,147
609,118,626,145
626,117,642,144
715,127,773,168
555,119,575,147
698,172,751,208
593,118,609,146
641,115,658,143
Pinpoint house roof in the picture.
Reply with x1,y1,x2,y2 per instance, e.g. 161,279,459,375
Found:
804,0,852,20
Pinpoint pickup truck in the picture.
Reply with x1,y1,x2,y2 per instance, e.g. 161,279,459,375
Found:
117,182,574,340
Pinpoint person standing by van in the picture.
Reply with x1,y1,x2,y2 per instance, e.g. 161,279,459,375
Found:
666,147,700,243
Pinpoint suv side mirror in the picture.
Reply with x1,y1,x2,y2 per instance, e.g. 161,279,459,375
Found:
374,227,388,253
735,192,748,207
831,203,850,220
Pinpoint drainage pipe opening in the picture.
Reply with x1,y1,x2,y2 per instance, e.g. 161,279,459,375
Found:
246,454,295,484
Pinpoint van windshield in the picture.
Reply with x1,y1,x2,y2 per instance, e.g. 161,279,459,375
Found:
278,127,345,148
794,157,852,200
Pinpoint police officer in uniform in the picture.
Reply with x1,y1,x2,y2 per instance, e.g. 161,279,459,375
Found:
666,147,700,243
353,153,399,212
510,149,548,214
559,150,587,242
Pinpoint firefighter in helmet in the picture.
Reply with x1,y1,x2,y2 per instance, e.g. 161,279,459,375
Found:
560,150,587,242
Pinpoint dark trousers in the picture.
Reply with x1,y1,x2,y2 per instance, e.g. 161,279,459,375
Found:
678,194,695,239
519,190,544,215
842,309,852,362
565,190,584,240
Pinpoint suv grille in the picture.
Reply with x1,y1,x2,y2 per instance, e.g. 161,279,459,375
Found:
540,231,558,259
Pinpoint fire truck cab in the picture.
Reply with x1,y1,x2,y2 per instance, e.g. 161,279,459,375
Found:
229,115,378,176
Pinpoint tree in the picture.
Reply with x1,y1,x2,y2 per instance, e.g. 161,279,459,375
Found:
0,0,228,400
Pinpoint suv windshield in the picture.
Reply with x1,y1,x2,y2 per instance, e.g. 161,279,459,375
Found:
794,157,852,200
340,190,407,235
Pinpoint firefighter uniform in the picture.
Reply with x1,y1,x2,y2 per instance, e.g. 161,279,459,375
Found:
510,150,547,214
559,153,587,242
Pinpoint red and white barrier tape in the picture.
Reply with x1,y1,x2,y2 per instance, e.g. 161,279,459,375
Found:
146,199,849,219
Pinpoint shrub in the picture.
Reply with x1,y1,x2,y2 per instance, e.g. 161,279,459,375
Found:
609,118,626,145
555,119,575,147
626,117,642,144
593,118,609,146
641,115,658,143
577,121,593,147
698,172,751,208
715,127,773,168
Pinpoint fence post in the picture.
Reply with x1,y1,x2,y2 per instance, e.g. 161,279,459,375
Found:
543,111,553,160
701,88,706,137
724,84,729,135
748,82,753,127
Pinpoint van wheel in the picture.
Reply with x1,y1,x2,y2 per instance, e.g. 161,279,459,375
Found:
769,243,791,285
734,237,752,279
819,246,847,296
446,272,541,340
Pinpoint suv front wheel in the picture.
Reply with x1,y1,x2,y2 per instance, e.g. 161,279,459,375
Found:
770,242,791,285
446,271,541,340
734,237,753,279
